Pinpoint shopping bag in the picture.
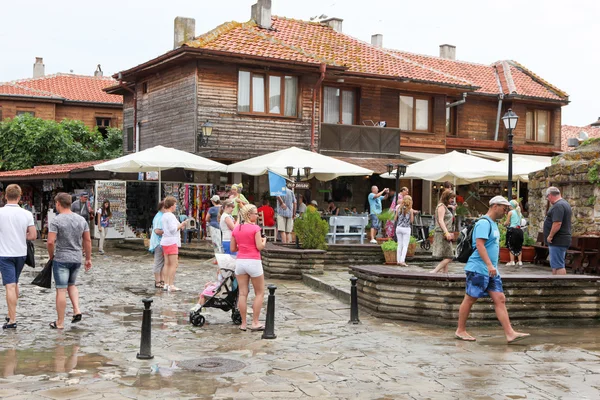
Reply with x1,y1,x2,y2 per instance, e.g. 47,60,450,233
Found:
25,240,36,268
31,259,53,289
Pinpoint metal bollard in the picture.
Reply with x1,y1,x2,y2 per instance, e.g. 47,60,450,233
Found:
136,298,154,360
349,277,360,324
262,285,277,340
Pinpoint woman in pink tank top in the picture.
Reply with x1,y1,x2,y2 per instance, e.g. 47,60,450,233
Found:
230,204,267,331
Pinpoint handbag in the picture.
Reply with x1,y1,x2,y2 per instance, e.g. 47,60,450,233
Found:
25,240,36,268
31,259,53,289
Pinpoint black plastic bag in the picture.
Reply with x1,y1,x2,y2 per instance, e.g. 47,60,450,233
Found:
25,240,35,268
31,259,52,289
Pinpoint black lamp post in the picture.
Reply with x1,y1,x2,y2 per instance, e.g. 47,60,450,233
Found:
501,109,519,199
198,120,213,148
387,163,408,241
285,166,312,248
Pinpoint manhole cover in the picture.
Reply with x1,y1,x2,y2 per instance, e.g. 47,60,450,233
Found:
177,358,246,373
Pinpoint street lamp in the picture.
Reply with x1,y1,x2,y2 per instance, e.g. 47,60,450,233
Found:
198,120,213,148
502,109,519,199
386,163,408,207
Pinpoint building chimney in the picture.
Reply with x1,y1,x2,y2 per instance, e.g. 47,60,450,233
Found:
439,44,456,60
173,17,196,49
321,17,343,32
251,0,272,29
94,64,103,77
33,57,45,78
371,34,383,48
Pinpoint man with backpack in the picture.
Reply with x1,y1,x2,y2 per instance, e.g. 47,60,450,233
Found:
454,196,530,344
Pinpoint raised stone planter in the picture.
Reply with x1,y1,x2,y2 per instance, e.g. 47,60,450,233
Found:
350,265,600,325
262,243,325,280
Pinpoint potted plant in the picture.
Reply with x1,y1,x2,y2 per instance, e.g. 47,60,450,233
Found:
498,224,511,263
428,230,435,245
294,208,329,250
376,210,395,244
406,236,418,258
381,239,397,264
521,231,536,262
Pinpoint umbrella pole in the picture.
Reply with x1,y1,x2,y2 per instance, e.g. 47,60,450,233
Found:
158,168,161,201
517,180,520,200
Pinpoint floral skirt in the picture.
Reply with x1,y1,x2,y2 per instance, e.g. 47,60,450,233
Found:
432,231,454,259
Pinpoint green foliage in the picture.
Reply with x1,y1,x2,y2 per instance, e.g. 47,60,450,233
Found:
0,114,123,171
588,162,600,187
409,236,418,245
455,204,469,216
498,224,507,247
293,208,328,250
380,239,397,251
587,196,597,206
377,209,394,223
523,231,535,246
580,137,600,147
551,156,561,165
428,230,435,238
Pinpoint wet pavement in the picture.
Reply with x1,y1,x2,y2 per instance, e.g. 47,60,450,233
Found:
0,249,599,399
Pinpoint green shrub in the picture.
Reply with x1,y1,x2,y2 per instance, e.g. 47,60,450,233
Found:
380,239,397,251
409,236,418,245
377,209,395,223
523,231,535,246
293,208,328,250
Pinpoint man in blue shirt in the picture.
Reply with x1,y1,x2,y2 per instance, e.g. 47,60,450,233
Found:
367,185,389,244
455,196,530,344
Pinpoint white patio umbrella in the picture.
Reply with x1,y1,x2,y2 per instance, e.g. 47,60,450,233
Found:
494,156,549,183
94,145,227,197
380,151,506,185
226,146,373,181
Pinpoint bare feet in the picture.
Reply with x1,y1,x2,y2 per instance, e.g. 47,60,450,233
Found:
454,331,476,341
507,332,530,344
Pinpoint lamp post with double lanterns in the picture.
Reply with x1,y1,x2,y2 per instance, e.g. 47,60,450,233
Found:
197,120,213,148
285,166,313,248
386,163,408,240
501,109,519,199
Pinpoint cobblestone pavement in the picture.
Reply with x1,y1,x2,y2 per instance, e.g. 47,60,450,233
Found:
0,249,599,399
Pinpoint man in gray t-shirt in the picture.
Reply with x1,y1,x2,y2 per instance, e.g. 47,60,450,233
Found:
47,193,92,329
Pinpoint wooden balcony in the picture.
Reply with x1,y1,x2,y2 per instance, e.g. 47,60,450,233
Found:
319,123,401,157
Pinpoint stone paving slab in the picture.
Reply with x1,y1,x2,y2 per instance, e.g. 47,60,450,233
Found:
0,250,599,399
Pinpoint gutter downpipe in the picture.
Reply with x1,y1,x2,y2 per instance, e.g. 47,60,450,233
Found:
446,92,467,108
493,94,504,141
117,73,138,152
311,63,327,152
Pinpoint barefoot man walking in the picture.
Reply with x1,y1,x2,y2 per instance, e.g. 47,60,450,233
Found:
455,196,530,344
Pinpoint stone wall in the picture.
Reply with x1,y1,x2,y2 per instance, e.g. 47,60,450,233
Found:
528,140,600,237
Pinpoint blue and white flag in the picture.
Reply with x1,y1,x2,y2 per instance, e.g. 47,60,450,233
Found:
268,170,287,196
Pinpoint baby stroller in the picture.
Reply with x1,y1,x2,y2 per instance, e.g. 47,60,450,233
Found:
189,254,242,327
413,212,431,250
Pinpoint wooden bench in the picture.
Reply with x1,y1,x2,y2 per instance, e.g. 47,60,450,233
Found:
568,236,600,275
327,216,368,244
533,232,549,265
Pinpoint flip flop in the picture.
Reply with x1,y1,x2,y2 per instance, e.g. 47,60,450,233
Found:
454,334,476,342
508,334,530,344
72,314,82,323
49,321,63,330
239,327,247,331
250,325,265,332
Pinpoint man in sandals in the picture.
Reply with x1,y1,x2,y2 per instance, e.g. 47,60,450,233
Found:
0,184,37,329
455,196,530,344
47,193,92,329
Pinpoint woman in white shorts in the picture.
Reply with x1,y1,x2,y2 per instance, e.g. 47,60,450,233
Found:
230,204,266,331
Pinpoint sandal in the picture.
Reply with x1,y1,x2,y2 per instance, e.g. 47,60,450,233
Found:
155,281,163,288
49,321,63,329
72,314,82,323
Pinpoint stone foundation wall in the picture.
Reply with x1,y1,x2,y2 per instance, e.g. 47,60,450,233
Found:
528,141,600,237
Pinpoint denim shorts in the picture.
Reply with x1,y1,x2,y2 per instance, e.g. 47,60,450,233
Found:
53,261,81,289
369,214,381,230
549,245,568,270
465,271,503,298
0,256,26,285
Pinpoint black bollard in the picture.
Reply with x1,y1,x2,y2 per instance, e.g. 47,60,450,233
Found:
136,298,154,360
349,277,360,324
262,285,277,340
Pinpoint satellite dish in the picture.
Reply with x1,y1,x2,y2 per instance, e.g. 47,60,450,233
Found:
579,131,589,140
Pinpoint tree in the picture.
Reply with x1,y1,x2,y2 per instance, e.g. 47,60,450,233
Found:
0,114,123,171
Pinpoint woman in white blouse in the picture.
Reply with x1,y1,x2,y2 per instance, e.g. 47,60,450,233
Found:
160,196,187,292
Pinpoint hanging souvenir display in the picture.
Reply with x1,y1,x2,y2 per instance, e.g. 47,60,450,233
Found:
96,181,127,237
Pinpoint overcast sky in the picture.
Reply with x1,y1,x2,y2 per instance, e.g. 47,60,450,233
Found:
0,0,597,126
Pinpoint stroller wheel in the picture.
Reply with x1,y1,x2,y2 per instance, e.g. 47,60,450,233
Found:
191,313,206,327
231,310,242,325
421,241,431,251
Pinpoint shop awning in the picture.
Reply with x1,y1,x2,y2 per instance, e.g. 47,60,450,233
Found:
399,151,444,161
334,157,411,175
226,147,373,181
0,160,105,181
467,150,552,165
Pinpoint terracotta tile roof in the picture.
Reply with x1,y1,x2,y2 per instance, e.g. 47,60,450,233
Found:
186,17,474,88
560,125,600,152
334,157,410,174
0,74,122,104
0,160,104,179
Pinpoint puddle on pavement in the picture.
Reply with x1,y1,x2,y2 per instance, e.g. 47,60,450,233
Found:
0,345,113,377
135,370,225,396
99,304,191,327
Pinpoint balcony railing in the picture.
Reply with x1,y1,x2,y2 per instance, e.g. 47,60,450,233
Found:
320,123,401,157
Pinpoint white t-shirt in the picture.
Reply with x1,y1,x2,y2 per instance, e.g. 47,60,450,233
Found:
0,204,35,257
160,212,181,247
220,212,234,241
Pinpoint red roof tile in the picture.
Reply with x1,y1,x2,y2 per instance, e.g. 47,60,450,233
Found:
0,74,122,104
0,160,104,178
560,125,600,152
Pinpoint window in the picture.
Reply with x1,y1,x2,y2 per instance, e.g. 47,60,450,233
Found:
16,110,35,117
237,70,298,116
126,127,134,151
96,117,111,137
445,102,456,135
142,82,148,94
399,95,430,132
525,110,550,142
323,86,355,125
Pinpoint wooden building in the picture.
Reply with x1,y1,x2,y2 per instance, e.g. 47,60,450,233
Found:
0,59,123,132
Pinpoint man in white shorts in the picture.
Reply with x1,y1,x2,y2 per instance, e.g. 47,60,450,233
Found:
276,187,296,243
